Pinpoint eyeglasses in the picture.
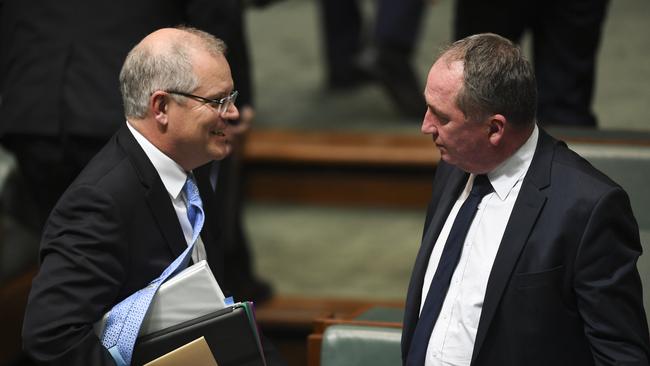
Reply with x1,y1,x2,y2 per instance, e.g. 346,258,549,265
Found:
166,90,238,116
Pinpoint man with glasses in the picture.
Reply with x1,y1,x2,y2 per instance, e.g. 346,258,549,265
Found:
22,27,283,365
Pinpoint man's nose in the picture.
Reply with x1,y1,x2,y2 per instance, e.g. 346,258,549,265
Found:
421,112,437,135
222,104,240,125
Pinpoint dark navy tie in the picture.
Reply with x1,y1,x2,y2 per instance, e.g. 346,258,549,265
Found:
406,174,493,365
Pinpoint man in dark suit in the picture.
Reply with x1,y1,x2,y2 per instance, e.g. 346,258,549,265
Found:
402,33,650,365
0,4,272,359
0,0,255,231
21,27,281,365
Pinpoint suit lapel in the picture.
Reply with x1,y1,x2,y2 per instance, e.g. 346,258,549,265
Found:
420,169,468,278
403,164,468,352
471,129,556,364
116,126,187,258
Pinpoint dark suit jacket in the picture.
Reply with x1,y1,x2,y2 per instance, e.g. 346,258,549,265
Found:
21,126,225,365
0,0,252,139
402,128,650,365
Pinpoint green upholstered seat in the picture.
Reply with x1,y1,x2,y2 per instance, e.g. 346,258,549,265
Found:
320,324,402,366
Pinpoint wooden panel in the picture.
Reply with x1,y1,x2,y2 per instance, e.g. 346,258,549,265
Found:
307,333,323,366
243,129,437,208
243,129,439,167
256,296,404,332
0,267,37,363
245,164,434,208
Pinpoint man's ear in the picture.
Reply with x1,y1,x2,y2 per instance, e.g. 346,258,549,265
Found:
151,91,169,126
487,114,506,146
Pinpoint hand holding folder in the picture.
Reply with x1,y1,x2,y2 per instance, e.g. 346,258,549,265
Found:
95,261,266,365
95,260,226,337
133,302,266,366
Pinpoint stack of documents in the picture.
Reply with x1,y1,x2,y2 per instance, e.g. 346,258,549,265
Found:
94,260,227,337
139,260,227,335
133,302,266,366
95,260,266,365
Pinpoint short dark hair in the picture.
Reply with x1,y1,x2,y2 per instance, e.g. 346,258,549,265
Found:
441,33,537,126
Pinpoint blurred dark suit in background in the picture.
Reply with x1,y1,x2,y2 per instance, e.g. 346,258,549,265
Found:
317,0,427,118
454,0,610,127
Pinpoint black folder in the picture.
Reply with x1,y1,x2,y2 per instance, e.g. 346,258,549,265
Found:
132,302,266,366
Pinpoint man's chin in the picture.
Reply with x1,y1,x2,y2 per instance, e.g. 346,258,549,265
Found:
440,155,462,169
211,144,232,160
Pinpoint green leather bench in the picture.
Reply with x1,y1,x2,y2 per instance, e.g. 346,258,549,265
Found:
321,324,402,366
320,307,404,366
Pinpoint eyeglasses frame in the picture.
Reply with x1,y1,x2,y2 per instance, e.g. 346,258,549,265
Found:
165,89,238,116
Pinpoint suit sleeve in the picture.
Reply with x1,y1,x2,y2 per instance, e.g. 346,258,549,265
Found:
574,186,650,365
22,185,127,366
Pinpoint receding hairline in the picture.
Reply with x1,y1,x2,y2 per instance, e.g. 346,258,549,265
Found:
134,26,226,60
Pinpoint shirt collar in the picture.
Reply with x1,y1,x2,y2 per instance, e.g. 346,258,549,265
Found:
126,121,188,200
486,124,538,201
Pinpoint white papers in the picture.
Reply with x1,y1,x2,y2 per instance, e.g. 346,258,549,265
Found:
94,260,227,337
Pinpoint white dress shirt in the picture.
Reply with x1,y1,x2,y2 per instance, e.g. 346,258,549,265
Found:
421,125,539,366
126,121,207,263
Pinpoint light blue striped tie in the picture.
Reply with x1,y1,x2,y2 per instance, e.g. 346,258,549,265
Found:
101,175,204,365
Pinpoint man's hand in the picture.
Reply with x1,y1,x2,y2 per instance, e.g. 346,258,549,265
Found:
229,105,254,137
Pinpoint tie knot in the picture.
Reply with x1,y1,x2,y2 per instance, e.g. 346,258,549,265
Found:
470,174,493,198
183,175,201,207
183,175,204,244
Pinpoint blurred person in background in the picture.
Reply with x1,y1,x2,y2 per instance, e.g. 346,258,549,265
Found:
317,0,427,119
453,0,610,127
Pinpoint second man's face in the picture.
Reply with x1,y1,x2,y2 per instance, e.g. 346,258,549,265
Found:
421,57,492,174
